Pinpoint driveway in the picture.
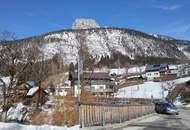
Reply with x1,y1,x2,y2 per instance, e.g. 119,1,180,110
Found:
117,108,190,130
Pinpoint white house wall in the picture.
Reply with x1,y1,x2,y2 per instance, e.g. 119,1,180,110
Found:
146,71,160,81
91,84,106,90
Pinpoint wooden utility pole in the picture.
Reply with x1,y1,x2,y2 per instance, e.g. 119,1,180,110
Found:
77,55,81,103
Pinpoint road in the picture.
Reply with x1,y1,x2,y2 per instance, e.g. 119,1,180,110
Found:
117,108,190,130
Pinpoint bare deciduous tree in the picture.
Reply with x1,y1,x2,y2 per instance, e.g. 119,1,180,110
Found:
0,31,36,120
29,47,48,108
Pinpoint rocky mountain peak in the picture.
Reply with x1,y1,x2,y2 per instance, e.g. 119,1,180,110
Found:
72,18,100,29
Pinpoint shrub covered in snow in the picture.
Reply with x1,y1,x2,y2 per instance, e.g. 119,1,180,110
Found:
7,103,28,122
0,122,79,130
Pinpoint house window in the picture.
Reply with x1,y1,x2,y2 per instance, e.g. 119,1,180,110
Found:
99,86,104,89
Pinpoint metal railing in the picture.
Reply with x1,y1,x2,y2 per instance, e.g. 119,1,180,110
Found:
79,102,154,128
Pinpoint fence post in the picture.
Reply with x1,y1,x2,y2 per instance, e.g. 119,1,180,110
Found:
79,102,154,127
141,105,143,117
101,106,105,126
128,105,130,120
80,105,84,128
119,107,122,123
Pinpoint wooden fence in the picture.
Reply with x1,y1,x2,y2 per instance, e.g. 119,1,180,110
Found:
79,102,154,128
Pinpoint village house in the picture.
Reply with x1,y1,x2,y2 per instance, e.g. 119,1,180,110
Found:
71,72,115,97
54,80,71,96
167,65,179,79
178,64,190,77
168,65,178,75
109,68,127,76
15,81,36,97
145,64,168,81
14,81,48,105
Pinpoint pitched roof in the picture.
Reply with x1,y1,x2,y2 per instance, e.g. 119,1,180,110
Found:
26,81,35,87
145,64,168,72
26,87,39,96
168,65,178,70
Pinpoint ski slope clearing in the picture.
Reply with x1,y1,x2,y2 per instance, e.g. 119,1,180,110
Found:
115,77,190,99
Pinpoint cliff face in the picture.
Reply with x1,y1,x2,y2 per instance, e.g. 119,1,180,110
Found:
72,18,100,29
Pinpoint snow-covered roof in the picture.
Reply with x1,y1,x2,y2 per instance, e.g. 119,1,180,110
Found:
26,81,35,87
127,66,145,74
26,87,39,96
109,68,126,75
145,64,168,72
168,65,178,70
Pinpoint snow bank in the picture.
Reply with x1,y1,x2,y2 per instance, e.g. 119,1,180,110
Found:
185,104,190,108
171,77,190,84
173,100,183,106
115,77,190,99
0,123,79,130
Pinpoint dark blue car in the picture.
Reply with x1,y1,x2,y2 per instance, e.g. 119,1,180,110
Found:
155,102,179,115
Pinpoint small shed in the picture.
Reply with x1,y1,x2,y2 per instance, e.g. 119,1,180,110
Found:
15,80,36,96
26,87,48,105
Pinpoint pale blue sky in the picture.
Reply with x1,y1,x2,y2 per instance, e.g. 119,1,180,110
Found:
0,0,190,40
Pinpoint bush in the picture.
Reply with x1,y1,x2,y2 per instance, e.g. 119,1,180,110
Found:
181,92,190,103
51,96,79,126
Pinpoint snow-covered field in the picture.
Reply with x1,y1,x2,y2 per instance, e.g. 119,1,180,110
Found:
0,123,79,130
115,77,190,99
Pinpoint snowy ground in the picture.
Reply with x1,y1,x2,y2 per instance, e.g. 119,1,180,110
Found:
115,77,190,99
185,104,190,108
0,122,79,130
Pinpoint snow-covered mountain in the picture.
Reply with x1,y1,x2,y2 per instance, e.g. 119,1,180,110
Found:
150,34,176,41
42,28,186,62
1,19,190,64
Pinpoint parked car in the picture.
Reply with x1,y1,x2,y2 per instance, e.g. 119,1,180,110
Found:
155,102,179,115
